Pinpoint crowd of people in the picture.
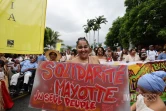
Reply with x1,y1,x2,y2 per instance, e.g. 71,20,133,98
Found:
0,37,166,111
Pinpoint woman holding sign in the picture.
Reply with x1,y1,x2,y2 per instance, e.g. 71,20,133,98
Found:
68,37,99,64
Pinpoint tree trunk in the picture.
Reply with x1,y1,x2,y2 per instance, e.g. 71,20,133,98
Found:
86,33,87,39
89,32,91,46
98,29,99,45
93,31,95,48
86,33,88,42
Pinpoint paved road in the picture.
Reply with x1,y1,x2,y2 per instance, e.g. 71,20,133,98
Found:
6,93,166,111
7,94,41,111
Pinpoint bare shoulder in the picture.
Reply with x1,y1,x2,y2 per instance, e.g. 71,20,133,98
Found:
90,56,98,59
66,57,79,63
150,101,166,111
90,56,100,64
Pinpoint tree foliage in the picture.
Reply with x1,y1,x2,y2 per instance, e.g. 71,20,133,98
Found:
83,15,108,46
105,0,166,49
66,45,72,50
44,27,62,48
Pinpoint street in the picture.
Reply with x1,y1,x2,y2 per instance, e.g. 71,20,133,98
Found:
7,94,40,111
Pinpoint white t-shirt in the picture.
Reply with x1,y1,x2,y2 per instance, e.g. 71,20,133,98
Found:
125,54,140,62
66,54,71,61
117,51,122,61
146,50,158,61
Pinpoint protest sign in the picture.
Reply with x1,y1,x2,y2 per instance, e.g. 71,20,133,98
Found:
29,62,130,111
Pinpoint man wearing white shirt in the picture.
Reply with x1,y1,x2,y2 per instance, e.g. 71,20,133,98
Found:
116,47,122,61
66,49,71,61
146,45,158,61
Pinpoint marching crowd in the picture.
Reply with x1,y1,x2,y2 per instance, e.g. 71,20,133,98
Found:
0,37,166,111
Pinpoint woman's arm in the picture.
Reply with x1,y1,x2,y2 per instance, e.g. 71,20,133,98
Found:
17,64,21,72
130,102,136,111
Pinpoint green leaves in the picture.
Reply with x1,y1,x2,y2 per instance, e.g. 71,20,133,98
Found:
105,0,166,48
44,27,62,48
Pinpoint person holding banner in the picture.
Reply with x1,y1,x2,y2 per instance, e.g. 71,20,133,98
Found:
131,71,166,111
68,37,99,64
125,48,140,62
45,50,61,62
41,50,61,111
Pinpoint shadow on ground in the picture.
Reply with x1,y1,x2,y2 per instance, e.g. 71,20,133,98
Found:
7,95,40,111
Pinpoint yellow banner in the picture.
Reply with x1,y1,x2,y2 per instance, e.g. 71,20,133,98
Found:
0,0,47,54
56,42,61,52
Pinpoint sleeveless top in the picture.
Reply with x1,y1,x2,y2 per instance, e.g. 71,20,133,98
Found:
136,94,154,111
11,64,19,71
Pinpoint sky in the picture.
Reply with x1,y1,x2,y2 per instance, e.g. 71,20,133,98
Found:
46,0,126,47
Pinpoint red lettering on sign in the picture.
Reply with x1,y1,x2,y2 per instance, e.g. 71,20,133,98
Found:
93,66,102,80
114,71,124,85
78,86,88,100
54,79,65,95
87,86,96,101
103,87,118,103
76,65,86,81
54,63,64,78
64,97,96,110
63,63,70,78
71,64,76,79
44,93,49,103
104,69,114,83
95,84,106,103
63,81,71,97
71,84,79,98
40,62,54,80
85,65,94,84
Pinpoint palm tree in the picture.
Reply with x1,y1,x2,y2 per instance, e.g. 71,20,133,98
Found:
44,27,61,49
83,19,95,45
95,15,108,44
84,27,89,41
92,23,99,48
66,45,72,50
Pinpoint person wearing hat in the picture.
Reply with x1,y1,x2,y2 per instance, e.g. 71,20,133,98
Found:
45,50,61,61
131,71,166,111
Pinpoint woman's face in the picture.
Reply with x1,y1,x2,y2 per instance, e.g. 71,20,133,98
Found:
49,52,57,61
131,49,136,54
77,40,90,60
97,48,104,56
15,60,19,64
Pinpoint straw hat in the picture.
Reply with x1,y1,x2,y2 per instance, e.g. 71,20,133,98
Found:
45,50,61,61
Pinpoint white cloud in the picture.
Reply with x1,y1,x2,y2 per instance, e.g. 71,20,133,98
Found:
46,0,126,46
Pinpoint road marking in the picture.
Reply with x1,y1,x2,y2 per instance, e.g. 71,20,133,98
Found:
12,93,29,101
